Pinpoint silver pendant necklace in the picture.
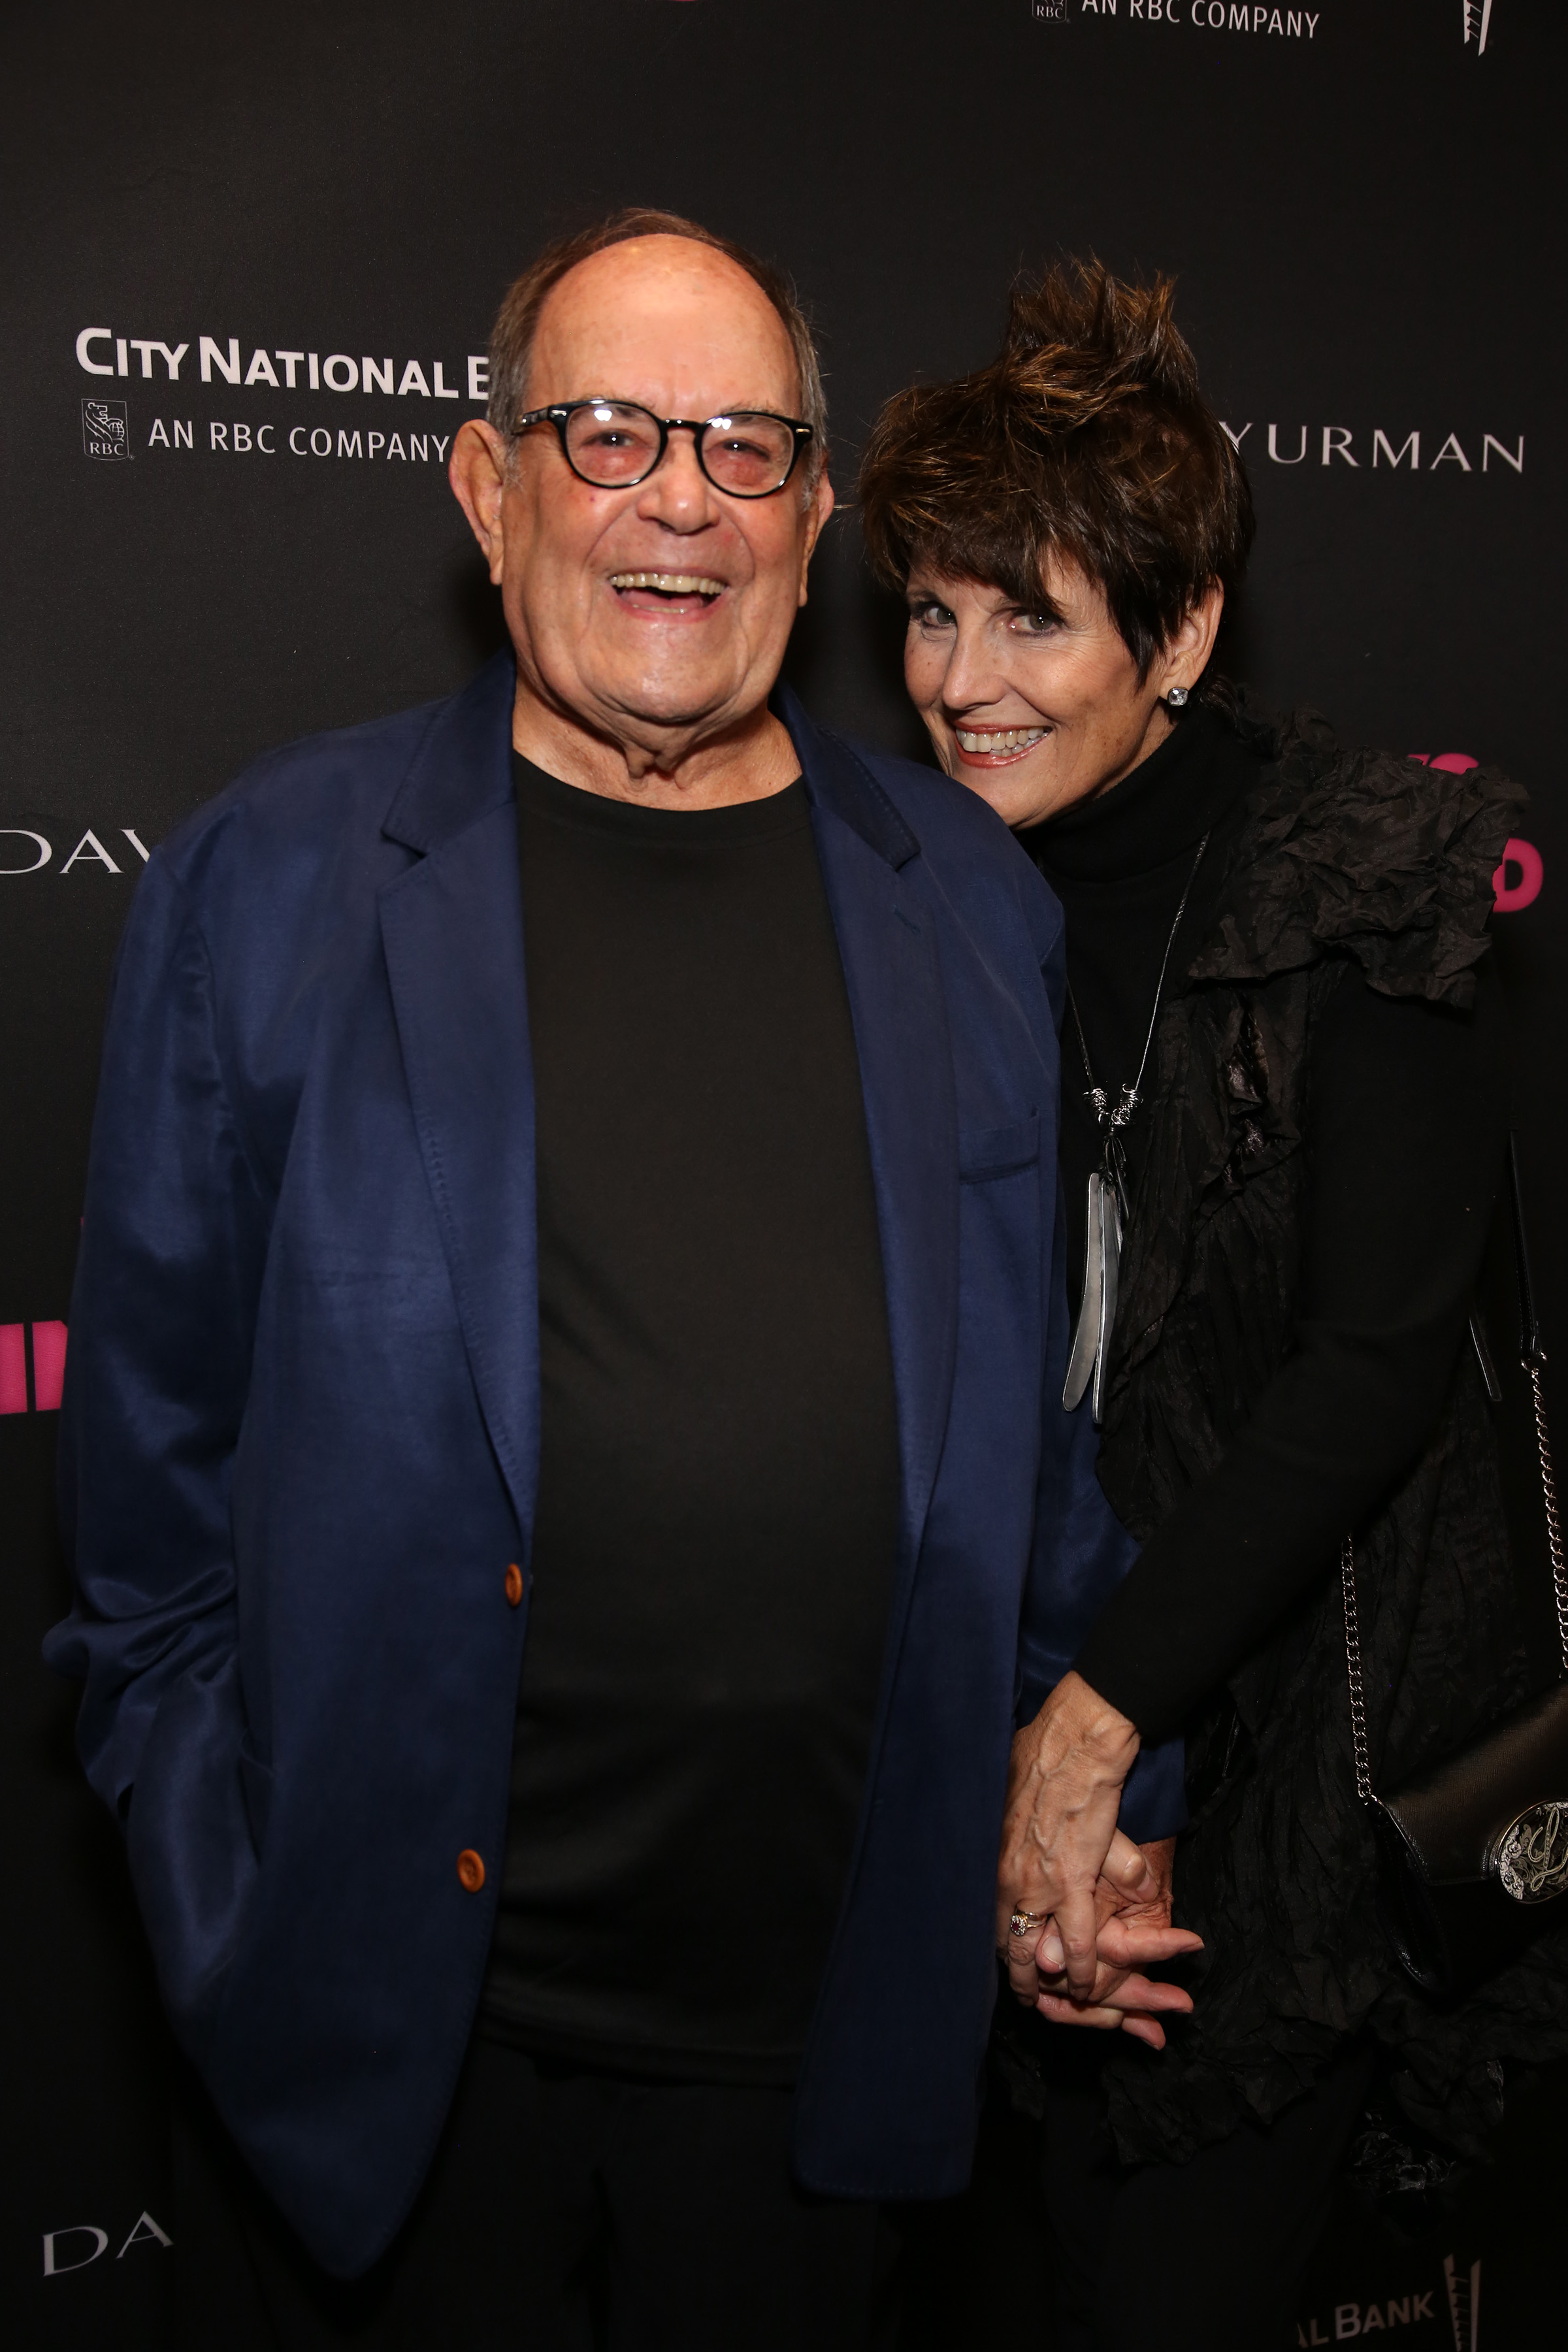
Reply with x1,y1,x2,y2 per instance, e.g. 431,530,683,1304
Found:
1062,831,1211,1426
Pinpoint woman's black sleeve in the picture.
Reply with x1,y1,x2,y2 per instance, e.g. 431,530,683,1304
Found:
1071,957,1509,1744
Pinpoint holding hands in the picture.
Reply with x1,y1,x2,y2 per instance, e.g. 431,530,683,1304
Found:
996,1671,1201,2050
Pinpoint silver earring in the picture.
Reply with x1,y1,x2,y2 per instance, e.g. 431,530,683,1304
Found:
1166,685,1189,708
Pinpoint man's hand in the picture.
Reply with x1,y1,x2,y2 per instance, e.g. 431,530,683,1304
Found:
996,1670,1143,2003
1028,1836,1201,2050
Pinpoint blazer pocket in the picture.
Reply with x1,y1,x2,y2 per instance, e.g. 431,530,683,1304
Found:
958,1111,1039,1184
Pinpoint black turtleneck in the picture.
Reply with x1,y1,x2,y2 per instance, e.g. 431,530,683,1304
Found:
1028,710,1508,1743
1032,710,1257,1308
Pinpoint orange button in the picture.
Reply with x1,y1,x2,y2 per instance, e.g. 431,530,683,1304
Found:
504,1561,523,1607
457,1849,485,1893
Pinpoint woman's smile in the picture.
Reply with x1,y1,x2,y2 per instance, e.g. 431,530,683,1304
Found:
952,723,1049,764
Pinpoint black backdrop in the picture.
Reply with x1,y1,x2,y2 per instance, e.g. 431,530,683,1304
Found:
3,3,1564,2344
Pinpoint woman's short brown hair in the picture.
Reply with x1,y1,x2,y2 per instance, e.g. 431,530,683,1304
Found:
857,261,1253,683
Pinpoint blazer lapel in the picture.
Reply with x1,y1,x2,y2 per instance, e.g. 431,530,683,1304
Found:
373,661,960,1572
776,687,960,1578
378,655,540,1538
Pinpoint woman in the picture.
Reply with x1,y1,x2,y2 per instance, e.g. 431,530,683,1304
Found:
858,266,1567,2349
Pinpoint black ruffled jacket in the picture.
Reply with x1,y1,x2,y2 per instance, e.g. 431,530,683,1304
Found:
1081,708,1568,2165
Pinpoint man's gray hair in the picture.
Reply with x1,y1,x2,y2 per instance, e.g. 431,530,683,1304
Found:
485,207,828,498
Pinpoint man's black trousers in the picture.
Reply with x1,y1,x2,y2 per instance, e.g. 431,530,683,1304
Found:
172,2038,900,2351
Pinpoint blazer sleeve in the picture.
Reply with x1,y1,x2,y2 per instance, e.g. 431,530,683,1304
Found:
44,852,270,2036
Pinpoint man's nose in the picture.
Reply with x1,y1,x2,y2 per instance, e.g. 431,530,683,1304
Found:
633,429,723,534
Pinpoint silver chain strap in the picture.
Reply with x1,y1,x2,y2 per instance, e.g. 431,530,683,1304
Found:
1340,1538,1374,1806
1527,1360,1568,1675
1343,1335,1568,1808
1341,1139,1568,1801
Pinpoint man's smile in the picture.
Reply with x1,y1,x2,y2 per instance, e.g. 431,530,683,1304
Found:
606,569,728,615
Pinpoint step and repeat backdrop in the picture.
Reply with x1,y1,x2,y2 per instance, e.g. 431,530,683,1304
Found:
2,1,1563,2344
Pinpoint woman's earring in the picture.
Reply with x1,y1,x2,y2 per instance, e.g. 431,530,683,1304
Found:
1166,685,1190,708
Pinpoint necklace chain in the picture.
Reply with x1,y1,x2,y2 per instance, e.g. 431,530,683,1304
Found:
1068,830,1211,1179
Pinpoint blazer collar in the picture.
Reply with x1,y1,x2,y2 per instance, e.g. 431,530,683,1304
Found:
382,649,517,854
772,681,921,871
773,680,956,1602
380,656,924,873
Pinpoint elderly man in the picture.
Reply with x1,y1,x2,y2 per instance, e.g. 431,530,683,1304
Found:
47,212,1185,2349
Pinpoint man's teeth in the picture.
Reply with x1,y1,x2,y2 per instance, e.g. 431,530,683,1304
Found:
608,572,727,595
955,727,1047,754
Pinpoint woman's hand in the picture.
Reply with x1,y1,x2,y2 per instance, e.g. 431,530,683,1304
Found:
996,1670,1143,2004
1029,1836,1202,2050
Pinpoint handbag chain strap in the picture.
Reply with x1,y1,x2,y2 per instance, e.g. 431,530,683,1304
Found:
1341,1134,1568,1809
1341,1537,1375,1805
1512,1124,1568,1669
1527,1358,1568,1671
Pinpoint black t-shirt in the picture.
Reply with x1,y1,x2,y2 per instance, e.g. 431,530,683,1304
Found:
478,755,900,2083
1030,710,1509,1742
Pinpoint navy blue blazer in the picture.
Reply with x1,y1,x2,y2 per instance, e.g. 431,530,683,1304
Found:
47,654,1177,2278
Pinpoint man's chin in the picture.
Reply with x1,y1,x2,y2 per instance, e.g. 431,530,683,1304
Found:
515,644,787,783
593,672,764,749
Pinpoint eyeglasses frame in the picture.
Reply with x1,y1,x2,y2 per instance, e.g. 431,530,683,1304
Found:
513,399,815,499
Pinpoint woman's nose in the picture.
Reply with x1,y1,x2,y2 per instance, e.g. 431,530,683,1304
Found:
940,623,1009,712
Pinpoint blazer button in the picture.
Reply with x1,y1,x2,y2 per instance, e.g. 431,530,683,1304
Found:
504,1561,524,1607
457,1849,485,1893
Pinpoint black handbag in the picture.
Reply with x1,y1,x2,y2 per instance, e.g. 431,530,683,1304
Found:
1342,1135,1568,1999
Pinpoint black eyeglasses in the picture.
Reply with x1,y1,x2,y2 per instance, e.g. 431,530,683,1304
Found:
515,399,814,498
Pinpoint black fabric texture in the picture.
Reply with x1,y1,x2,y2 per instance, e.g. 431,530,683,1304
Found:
171,2043,900,2352
1017,701,1568,2169
1031,708,1510,1741
478,756,899,2083
1032,2028,1376,2352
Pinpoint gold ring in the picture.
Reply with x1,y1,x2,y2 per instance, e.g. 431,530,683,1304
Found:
1009,1908,1045,1938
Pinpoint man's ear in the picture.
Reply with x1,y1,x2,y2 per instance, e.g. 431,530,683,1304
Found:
1154,583,1225,698
797,472,836,608
449,421,510,584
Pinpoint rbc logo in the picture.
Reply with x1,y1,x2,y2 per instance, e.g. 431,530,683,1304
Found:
81,397,130,461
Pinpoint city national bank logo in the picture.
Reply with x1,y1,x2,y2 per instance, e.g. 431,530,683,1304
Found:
1463,1,1492,54
77,327,486,402
1296,2251,1480,2345
76,325,487,468
82,397,129,461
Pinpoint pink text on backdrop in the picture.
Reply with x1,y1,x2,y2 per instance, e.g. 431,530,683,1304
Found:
0,1322,68,1413
1409,754,1543,913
